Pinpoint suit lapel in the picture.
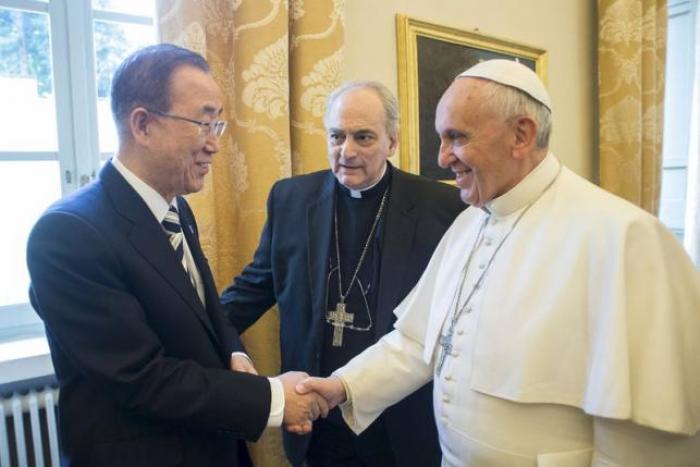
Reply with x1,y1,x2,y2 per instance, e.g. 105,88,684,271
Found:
307,173,335,327
375,170,418,338
100,163,218,341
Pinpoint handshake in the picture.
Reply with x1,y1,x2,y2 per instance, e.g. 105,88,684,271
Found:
279,371,346,434
230,355,347,434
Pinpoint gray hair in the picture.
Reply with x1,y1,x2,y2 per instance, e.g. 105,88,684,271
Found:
478,80,552,149
324,81,399,137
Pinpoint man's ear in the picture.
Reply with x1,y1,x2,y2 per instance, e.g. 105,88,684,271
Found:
388,131,399,156
512,115,538,159
129,107,151,145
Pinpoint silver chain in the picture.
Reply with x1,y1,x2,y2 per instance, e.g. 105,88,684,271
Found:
325,273,374,331
437,165,562,375
334,188,389,303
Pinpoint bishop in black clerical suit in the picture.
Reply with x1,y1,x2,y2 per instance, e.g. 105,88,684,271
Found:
221,81,464,466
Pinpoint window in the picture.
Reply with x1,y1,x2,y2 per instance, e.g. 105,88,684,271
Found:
660,0,698,242
0,0,156,344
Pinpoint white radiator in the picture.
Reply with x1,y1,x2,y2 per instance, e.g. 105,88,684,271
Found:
0,388,59,467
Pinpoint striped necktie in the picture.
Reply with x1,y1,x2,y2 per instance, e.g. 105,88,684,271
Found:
162,205,186,268
162,205,203,303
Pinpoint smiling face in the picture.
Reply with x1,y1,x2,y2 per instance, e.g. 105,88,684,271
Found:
435,78,527,207
143,65,224,200
325,87,397,190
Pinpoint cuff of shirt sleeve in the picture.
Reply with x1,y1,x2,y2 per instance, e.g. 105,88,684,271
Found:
231,351,253,365
267,377,284,427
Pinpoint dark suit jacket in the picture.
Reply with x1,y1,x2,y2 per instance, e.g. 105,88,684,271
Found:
26,162,271,467
221,167,465,466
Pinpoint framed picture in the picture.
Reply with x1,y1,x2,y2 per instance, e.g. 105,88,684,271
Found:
396,15,548,181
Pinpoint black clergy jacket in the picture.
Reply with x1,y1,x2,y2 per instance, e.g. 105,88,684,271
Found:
221,166,465,466
26,162,271,467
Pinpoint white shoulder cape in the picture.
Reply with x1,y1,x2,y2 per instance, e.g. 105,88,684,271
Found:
394,164,700,435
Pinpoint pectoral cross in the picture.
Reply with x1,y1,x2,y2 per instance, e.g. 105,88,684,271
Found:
328,302,354,347
436,328,454,375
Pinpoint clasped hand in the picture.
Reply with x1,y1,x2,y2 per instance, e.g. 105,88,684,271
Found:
280,373,348,434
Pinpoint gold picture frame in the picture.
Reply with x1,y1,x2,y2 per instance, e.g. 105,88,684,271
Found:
396,15,548,181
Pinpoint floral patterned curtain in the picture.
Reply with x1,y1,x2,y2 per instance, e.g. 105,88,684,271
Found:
157,1,344,465
598,0,667,214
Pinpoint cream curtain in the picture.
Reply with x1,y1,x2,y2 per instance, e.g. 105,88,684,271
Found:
598,0,667,214
157,1,344,465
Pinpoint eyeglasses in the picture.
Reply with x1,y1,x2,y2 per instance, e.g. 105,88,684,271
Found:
148,109,227,138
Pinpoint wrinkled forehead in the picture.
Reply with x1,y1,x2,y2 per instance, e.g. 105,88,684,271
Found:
169,65,223,111
328,89,385,126
436,78,486,117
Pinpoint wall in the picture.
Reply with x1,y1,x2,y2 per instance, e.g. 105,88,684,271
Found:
342,0,597,180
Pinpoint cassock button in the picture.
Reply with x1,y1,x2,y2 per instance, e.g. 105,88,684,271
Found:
442,395,450,403
457,329,464,336
484,238,493,246
465,307,472,314
445,374,453,381
490,218,499,225
451,351,460,357
478,263,486,269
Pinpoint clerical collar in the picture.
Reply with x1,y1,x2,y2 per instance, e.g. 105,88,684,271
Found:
485,153,560,218
337,162,391,199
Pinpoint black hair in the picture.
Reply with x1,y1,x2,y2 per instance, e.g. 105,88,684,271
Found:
110,43,210,137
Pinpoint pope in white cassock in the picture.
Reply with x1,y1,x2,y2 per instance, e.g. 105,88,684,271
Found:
294,59,700,466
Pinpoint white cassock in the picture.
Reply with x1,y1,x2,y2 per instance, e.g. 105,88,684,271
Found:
334,153,700,467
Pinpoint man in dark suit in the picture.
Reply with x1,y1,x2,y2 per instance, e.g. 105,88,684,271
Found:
26,44,325,467
221,81,465,467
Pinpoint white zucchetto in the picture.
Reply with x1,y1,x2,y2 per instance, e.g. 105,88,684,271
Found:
457,59,552,111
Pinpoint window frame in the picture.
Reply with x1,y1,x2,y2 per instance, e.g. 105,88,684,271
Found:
0,0,154,347
660,0,698,240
